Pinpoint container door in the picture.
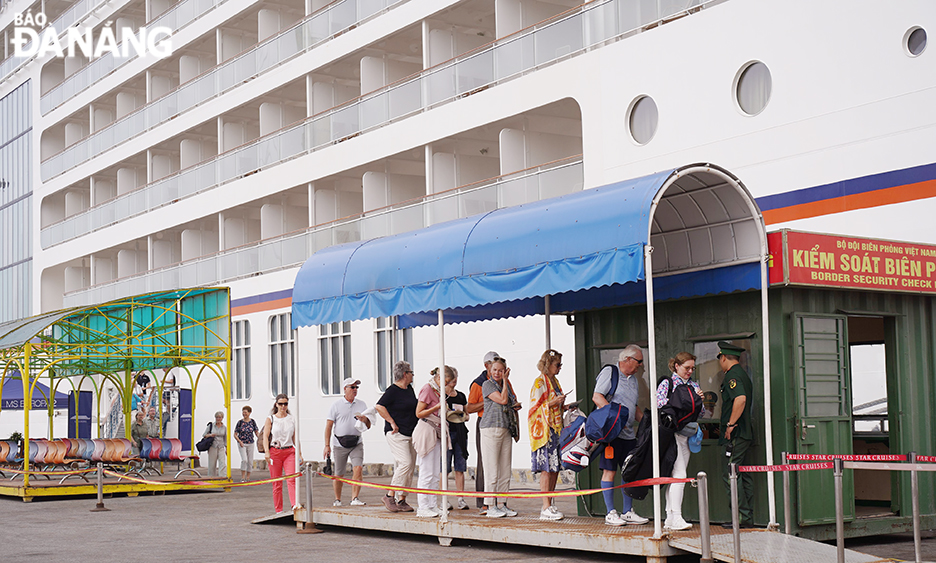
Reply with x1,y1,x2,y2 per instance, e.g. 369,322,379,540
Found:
793,313,855,526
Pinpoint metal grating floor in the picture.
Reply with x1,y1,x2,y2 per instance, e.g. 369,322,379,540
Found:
307,506,681,558
669,529,891,563
297,506,896,562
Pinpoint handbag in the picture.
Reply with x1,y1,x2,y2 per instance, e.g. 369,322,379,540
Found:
336,435,360,449
323,455,333,476
256,435,266,454
195,422,214,452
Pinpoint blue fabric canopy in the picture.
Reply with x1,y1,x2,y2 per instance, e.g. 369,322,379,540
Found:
292,167,761,329
1,373,69,410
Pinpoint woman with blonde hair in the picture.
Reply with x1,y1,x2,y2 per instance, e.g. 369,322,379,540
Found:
413,365,457,517
529,349,569,520
657,352,704,530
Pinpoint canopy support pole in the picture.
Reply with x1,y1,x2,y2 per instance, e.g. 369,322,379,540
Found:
760,245,777,528
544,295,551,350
644,245,663,539
438,309,449,524
23,345,31,489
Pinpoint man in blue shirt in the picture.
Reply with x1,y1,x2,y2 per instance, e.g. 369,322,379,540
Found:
592,344,649,526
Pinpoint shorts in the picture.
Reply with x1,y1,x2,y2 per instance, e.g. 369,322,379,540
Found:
333,442,364,476
597,437,637,472
446,440,468,473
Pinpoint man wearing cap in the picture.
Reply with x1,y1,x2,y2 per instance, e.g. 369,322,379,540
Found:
466,351,498,513
717,341,755,528
324,378,370,507
593,344,648,526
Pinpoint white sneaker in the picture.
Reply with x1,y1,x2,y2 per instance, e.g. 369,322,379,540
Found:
667,515,692,531
417,507,441,518
486,505,506,518
540,506,564,521
350,497,366,506
332,499,342,507
457,497,469,510
605,510,626,526
621,509,649,525
500,504,517,517
444,500,453,511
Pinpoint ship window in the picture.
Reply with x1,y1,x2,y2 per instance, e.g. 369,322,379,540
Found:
627,95,658,145
735,61,772,116
905,27,927,56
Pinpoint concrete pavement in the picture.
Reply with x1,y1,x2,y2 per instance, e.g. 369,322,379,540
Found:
2,471,931,562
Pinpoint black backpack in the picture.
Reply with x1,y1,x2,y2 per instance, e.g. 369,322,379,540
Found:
658,378,703,431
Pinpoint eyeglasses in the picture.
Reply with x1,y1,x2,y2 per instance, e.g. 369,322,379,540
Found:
405,370,414,375
347,385,359,389
277,402,288,406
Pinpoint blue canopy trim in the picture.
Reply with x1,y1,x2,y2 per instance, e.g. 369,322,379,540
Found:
397,262,760,328
292,165,763,328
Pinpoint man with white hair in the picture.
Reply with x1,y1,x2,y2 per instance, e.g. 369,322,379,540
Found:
466,350,498,514
592,344,649,526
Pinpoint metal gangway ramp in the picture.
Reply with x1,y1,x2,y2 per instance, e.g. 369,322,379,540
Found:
668,529,889,563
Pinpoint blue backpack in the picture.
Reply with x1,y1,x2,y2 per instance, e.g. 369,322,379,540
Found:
584,364,629,443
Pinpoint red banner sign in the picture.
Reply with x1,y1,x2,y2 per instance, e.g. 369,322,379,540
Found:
786,453,907,462
739,462,833,473
918,455,936,463
768,230,936,293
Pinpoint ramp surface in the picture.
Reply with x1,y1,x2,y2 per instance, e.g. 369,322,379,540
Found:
251,509,296,524
669,529,890,563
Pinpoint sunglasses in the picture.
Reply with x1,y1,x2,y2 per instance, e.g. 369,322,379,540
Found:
277,402,288,406
628,356,644,365
347,385,359,389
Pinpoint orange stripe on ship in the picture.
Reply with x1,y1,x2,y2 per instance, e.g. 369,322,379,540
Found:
763,179,936,224
231,297,292,316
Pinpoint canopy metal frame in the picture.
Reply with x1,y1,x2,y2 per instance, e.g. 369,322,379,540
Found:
0,288,232,487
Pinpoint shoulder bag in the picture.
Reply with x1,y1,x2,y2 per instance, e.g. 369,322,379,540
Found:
195,422,214,452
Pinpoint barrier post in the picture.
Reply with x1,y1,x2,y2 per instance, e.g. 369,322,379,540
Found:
297,462,323,534
833,458,844,563
696,472,713,563
909,452,921,563
782,451,791,534
729,462,741,563
90,462,110,512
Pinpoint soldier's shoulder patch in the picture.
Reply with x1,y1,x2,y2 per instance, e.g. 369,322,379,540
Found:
729,379,737,389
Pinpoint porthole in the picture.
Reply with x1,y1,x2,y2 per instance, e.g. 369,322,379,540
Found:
734,61,772,116
627,95,658,145
905,27,927,56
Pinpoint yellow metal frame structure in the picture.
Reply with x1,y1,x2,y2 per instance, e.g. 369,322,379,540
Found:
0,288,232,498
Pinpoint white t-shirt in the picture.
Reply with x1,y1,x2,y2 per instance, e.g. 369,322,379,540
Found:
268,413,296,448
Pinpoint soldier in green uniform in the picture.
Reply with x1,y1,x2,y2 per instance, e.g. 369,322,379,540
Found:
717,341,754,528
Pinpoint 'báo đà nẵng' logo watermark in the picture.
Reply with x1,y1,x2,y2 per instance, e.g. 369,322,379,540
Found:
11,12,172,59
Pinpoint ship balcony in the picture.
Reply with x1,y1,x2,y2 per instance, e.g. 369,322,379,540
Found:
60,156,583,307
40,0,708,248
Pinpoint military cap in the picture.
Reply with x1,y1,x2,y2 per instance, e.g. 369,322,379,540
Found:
703,391,718,404
717,341,745,357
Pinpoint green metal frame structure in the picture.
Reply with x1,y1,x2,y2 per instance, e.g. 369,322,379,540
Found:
0,288,232,488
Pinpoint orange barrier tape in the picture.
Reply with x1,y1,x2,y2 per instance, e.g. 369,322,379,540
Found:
101,469,301,488
1,466,98,476
317,473,693,498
